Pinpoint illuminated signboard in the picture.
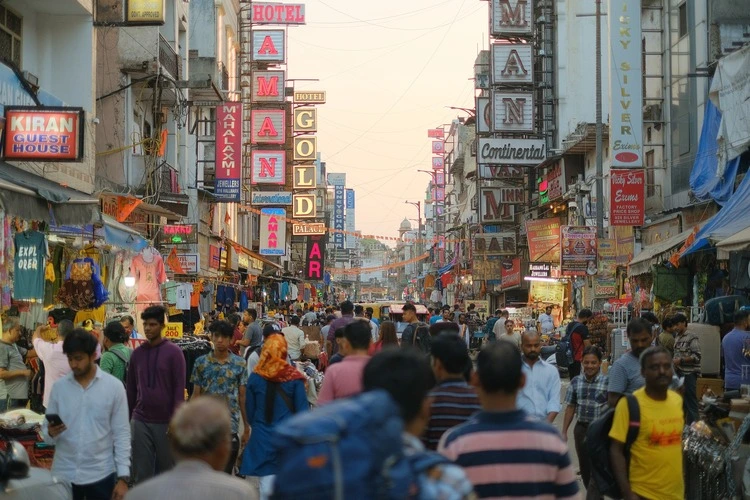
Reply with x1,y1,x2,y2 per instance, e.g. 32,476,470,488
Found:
305,234,326,280
4,107,84,161
158,224,198,245
427,128,444,138
252,71,285,103
293,91,326,104
293,136,317,161
292,193,317,218
250,191,293,206
252,30,286,62
250,3,306,24
251,109,285,144
293,222,326,235
215,102,242,201
251,150,286,185
127,0,165,24
293,108,317,132
259,208,286,256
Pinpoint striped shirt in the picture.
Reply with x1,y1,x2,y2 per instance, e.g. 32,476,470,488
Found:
423,379,482,450
438,410,579,499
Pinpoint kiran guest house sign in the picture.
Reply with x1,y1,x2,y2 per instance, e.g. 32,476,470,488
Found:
4,107,85,161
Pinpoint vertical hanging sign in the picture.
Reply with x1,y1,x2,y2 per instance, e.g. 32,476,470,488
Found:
333,185,345,248
259,208,286,256
215,102,242,202
305,234,326,280
345,189,356,249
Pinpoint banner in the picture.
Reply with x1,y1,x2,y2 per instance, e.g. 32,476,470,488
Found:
614,226,635,266
610,169,645,225
215,103,242,201
529,281,565,305
595,239,618,297
333,185,345,248
526,218,561,263
259,208,286,256
501,258,522,289
560,226,598,276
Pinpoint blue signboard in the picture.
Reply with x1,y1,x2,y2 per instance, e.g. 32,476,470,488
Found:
333,185,345,248
345,189,355,210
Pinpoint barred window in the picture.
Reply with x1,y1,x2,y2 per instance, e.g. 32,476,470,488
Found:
0,6,22,68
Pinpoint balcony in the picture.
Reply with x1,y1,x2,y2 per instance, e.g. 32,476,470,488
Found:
159,34,180,80
187,53,225,101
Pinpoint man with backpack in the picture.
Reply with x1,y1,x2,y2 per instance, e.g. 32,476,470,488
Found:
609,346,684,500
401,303,431,355
565,308,593,379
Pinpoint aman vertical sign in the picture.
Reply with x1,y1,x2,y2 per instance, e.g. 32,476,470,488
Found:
215,103,242,202
608,0,643,167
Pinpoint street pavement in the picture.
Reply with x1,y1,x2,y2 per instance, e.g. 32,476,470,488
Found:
554,378,586,493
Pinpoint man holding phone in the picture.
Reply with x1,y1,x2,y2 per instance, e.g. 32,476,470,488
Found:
42,328,131,500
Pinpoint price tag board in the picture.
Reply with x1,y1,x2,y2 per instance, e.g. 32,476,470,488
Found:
164,322,183,340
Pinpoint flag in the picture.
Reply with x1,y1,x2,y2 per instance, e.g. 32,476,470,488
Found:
166,247,185,274
225,211,231,225
116,196,143,222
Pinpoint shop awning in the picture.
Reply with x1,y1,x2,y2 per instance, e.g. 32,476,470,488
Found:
0,162,100,226
246,249,282,270
628,223,707,277
50,215,149,253
716,226,750,259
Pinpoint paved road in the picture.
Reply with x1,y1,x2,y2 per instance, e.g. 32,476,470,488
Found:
553,378,586,493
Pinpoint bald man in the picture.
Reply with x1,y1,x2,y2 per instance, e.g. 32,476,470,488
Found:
126,397,258,500
516,330,561,423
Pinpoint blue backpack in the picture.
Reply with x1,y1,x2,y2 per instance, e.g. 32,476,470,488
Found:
270,390,450,500
555,322,577,368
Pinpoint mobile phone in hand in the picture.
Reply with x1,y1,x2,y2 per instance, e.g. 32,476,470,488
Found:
46,414,64,427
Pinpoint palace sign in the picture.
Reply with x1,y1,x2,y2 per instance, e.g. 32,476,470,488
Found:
4,107,84,161
250,3,306,24
292,193,316,218
293,222,325,235
477,138,546,165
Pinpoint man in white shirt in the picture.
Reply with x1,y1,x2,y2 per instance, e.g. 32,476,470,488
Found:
517,330,561,423
33,319,74,409
42,328,130,500
537,306,555,335
281,315,307,360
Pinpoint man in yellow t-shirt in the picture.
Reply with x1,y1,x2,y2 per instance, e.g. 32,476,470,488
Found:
609,345,684,500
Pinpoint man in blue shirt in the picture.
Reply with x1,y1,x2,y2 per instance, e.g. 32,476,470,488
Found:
722,310,750,391
429,306,446,325
517,330,561,423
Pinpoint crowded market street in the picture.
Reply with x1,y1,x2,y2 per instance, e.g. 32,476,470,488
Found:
1,0,750,499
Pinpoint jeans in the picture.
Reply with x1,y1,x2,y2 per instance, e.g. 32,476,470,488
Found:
224,433,240,474
573,422,592,488
72,473,116,500
683,372,699,425
0,397,28,413
131,420,174,484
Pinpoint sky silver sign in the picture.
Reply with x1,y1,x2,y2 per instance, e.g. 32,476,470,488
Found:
477,138,546,165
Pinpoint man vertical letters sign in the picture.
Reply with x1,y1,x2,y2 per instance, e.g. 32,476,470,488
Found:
215,102,242,201
305,235,326,280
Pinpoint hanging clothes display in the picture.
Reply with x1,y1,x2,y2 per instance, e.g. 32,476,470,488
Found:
131,248,167,303
175,283,193,310
57,257,108,310
199,283,215,314
13,230,48,301
44,245,64,306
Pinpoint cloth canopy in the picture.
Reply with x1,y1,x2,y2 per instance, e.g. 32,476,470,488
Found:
628,223,706,276
51,215,149,253
716,226,750,260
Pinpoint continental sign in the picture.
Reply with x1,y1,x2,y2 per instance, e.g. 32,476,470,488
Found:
250,191,293,206
293,222,326,235
293,91,326,104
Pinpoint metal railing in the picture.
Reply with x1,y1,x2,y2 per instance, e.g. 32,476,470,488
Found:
158,34,180,79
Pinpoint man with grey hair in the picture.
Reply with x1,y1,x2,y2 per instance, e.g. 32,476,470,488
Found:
126,396,258,499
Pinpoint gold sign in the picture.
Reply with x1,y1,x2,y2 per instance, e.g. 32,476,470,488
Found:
293,108,317,132
293,164,317,189
293,91,326,104
127,0,165,23
293,136,317,161
292,194,317,219
293,222,326,235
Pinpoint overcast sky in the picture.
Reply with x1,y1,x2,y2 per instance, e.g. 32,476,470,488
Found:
286,0,487,240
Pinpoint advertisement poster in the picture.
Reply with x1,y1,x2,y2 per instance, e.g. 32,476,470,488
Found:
214,103,242,201
501,258,522,289
560,226,598,276
610,169,645,226
526,218,561,263
614,226,635,266
259,208,286,256
595,239,618,297
529,281,565,305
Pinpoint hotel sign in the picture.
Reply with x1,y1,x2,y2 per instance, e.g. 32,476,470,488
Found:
292,193,316,218
252,30,286,62
493,91,534,132
251,150,286,185
250,191,293,206
491,44,533,85
491,0,533,37
293,222,326,235
293,108,317,132
251,109,285,144
293,91,326,104
477,138,546,165
293,136,317,161
252,71,285,103
4,107,84,161
250,3,306,24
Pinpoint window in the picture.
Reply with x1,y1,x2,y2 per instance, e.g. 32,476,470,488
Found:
678,2,687,38
0,6,22,68
646,150,655,197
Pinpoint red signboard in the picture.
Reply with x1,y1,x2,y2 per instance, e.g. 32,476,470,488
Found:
209,245,221,269
427,128,445,138
250,3,306,24
215,103,242,201
432,157,444,169
4,107,84,161
610,169,645,226
501,258,522,289
305,234,326,280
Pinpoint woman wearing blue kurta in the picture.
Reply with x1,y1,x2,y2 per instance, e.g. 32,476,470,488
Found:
240,334,308,499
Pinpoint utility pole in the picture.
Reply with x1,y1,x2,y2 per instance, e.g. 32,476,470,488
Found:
595,0,604,237
405,200,422,277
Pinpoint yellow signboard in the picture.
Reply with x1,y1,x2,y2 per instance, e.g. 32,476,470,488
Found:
293,91,326,104
164,322,184,340
529,281,565,305
127,0,165,24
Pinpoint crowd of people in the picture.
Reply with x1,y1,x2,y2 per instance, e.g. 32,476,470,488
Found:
0,298,722,500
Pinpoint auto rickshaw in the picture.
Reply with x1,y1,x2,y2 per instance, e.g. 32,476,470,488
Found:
385,303,430,338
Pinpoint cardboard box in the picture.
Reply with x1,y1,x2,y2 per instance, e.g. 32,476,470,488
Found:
698,377,724,397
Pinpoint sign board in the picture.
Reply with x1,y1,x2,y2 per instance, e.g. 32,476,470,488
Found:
595,239,617,297
476,97,491,133
345,189,356,249
609,0,643,167
293,91,325,103
293,108,317,132
252,71,285,103
176,253,199,274
560,226,598,276
252,30,286,62
427,128,445,138
473,258,503,281
432,141,445,154
528,262,551,278
474,232,517,256
251,109,285,144
333,185,345,248
251,191,293,206
501,258,522,288
493,91,534,132
215,102,242,201
529,281,565,305
610,169,645,226
491,0,533,36
526,218,561,262
293,164,317,189
127,0,165,24
250,3,306,24
292,193,316,218
345,189,355,210
293,222,325,235
259,208,286,256
209,245,221,269
479,165,525,179
251,150,286,185
327,172,346,186
164,322,184,339
158,224,198,245
477,138,545,165
305,234,326,280
4,107,84,161
537,162,565,205
480,188,521,223
293,136,317,161
491,44,533,85
432,157,444,169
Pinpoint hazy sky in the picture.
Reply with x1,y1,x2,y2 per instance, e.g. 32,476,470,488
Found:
286,0,487,240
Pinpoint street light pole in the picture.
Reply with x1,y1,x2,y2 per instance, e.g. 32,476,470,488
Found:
405,200,422,278
595,0,604,237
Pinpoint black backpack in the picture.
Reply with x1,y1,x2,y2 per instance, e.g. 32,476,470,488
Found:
586,394,640,499
405,322,431,354
555,322,578,368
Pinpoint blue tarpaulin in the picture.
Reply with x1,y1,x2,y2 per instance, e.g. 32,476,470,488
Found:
689,99,741,205
51,215,149,253
681,172,750,257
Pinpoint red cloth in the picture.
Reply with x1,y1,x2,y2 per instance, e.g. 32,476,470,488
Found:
230,327,242,355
